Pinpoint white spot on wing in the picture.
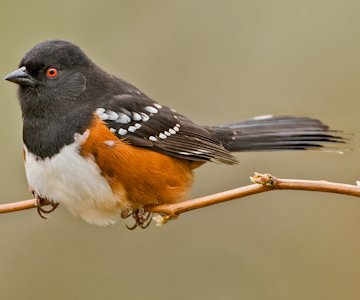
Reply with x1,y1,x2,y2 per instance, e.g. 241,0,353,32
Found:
153,103,162,109
159,133,167,139
95,108,105,115
132,112,142,121
145,106,158,114
116,113,131,124
99,113,109,121
169,129,176,135
110,128,116,133
118,128,127,135
149,136,158,142
164,131,171,136
128,125,137,132
134,123,142,129
141,113,150,122
106,110,118,121
179,151,191,155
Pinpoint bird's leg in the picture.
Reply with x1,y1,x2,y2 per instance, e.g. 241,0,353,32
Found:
30,188,58,219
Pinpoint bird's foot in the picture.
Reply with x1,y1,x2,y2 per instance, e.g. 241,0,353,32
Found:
35,196,59,219
122,208,153,230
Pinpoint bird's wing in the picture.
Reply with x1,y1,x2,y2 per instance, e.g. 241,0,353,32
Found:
95,94,237,164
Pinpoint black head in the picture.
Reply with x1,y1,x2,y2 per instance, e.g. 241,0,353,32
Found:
20,40,90,73
5,40,140,158
6,40,91,85
5,40,111,158
5,40,95,117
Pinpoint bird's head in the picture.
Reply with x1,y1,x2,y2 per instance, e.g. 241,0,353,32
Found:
5,40,93,116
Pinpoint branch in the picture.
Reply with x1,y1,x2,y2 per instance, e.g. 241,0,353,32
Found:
147,173,360,224
1,173,359,225
0,198,42,214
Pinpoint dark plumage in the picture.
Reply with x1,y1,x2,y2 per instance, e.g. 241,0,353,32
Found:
6,40,344,161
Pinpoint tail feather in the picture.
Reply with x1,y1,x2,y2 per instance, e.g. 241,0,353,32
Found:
209,115,345,152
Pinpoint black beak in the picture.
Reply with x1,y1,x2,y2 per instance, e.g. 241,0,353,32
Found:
5,66,35,86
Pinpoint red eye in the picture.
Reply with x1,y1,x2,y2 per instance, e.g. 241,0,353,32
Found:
46,67,58,78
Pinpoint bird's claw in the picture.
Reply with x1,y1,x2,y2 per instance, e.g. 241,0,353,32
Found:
123,208,153,230
35,197,59,219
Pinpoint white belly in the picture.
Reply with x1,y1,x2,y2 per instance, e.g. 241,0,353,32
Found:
24,143,124,226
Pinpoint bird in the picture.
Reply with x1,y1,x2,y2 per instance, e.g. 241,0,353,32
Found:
5,40,344,229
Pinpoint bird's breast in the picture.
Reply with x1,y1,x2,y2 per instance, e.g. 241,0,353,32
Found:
22,117,197,226
23,141,127,226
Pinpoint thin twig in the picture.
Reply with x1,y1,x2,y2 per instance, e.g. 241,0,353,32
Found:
0,198,47,214
1,174,359,224
146,173,360,225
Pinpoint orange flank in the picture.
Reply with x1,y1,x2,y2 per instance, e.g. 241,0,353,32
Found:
80,117,202,208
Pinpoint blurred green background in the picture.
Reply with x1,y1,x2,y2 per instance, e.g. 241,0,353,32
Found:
1,1,360,299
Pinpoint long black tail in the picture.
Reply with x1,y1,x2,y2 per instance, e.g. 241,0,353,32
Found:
210,115,345,152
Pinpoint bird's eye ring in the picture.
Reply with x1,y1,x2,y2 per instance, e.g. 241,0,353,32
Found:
46,67,58,78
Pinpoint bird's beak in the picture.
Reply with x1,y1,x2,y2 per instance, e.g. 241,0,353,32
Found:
4,66,35,86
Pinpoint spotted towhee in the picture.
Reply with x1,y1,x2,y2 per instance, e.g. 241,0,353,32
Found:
5,40,344,228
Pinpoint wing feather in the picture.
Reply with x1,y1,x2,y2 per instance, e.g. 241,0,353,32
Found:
95,94,238,164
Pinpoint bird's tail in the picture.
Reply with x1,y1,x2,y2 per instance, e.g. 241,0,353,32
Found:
209,115,346,153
